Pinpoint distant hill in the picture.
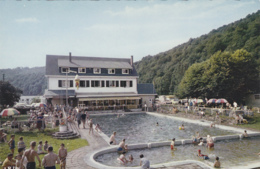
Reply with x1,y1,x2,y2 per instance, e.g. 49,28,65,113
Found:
0,67,46,95
134,10,260,95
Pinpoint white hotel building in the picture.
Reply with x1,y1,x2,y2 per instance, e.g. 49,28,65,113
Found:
44,53,156,110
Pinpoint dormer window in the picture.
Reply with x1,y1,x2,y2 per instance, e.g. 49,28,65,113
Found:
61,67,69,73
108,68,115,74
93,68,101,74
122,69,129,74
78,68,86,73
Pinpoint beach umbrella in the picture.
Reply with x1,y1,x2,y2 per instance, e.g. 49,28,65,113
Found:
207,99,217,104
0,108,20,117
216,99,228,104
195,99,204,104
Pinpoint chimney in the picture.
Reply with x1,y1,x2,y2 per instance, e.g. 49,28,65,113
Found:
69,52,72,62
130,55,133,66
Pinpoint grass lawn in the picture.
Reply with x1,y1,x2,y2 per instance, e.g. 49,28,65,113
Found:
0,128,88,168
242,113,260,131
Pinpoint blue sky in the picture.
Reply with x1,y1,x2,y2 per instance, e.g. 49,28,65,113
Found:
0,0,259,69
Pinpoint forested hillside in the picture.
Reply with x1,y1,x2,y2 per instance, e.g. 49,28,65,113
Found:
0,67,46,95
134,10,260,96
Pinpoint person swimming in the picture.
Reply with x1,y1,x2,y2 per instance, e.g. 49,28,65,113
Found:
171,138,175,150
156,122,159,126
198,149,209,160
179,124,185,130
206,135,214,148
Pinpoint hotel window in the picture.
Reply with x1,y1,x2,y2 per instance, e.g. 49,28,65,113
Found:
93,68,101,74
80,80,85,87
122,69,129,74
120,80,132,87
101,80,105,87
106,80,116,87
86,80,90,87
58,80,73,87
108,69,115,74
91,80,100,87
78,68,86,73
255,95,260,100
61,67,69,73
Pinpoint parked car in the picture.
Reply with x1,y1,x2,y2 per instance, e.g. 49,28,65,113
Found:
14,103,27,109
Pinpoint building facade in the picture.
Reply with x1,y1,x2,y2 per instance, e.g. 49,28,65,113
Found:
44,54,156,110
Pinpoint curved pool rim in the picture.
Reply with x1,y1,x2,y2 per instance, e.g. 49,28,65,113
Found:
86,112,260,169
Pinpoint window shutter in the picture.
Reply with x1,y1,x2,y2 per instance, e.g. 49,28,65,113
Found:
116,81,119,87
91,81,94,87
101,81,105,87
86,81,89,87
70,80,73,87
106,81,109,87
58,80,62,87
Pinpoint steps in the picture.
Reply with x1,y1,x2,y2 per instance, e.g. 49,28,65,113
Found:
53,130,80,139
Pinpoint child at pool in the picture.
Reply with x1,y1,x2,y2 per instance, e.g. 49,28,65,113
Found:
213,156,221,168
243,130,248,137
171,138,175,150
197,149,209,160
128,154,134,163
179,124,185,130
198,138,204,146
117,152,128,165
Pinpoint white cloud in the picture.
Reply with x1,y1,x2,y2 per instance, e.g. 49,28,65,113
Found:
15,17,39,23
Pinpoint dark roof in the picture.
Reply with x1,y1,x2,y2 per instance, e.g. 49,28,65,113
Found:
137,84,157,95
46,55,138,76
44,90,75,98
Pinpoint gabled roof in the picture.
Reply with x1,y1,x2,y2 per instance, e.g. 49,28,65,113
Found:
137,84,157,95
58,57,132,69
45,55,138,76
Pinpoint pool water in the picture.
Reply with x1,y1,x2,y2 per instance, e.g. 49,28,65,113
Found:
90,113,235,144
95,137,260,167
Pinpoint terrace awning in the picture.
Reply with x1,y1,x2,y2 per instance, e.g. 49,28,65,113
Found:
79,97,140,101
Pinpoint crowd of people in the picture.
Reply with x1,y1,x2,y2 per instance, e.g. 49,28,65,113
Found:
1,137,68,169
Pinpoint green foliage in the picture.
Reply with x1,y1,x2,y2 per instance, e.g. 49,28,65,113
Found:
134,10,260,96
31,97,41,103
0,67,46,96
177,49,259,104
0,81,23,107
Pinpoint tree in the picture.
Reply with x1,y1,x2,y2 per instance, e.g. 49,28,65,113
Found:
0,81,23,108
31,97,41,103
176,49,259,104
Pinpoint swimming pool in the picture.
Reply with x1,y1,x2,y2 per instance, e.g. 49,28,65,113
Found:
90,113,235,144
95,136,260,168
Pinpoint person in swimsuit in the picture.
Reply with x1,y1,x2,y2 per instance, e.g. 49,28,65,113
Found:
243,130,248,137
109,132,116,145
214,156,221,168
18,136,26,151
206,135,214,148
8,134,15,154
117,152,128,165
37,141,46,154
59,143,67,169
197,149,209,160
21,141,41,169
0,129,7,142
44,141,49,151
171,138,175,150
89,119,93,135
117,139,127,153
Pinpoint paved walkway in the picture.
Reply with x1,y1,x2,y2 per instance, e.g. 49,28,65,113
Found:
66,120,206,169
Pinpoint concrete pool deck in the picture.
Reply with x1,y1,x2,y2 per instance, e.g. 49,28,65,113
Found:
66,111,260,169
